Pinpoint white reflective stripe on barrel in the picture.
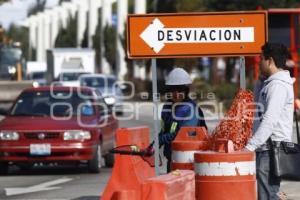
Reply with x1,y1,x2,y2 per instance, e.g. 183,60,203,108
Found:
172,150,197,163
194,161,256,176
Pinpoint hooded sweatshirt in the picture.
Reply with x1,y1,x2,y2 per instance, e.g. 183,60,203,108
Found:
246,70,294,151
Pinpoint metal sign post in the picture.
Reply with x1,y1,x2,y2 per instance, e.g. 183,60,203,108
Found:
151,58,161,176
240,56,246,89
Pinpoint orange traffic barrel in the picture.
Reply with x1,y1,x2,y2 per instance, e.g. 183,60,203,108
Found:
194,151,256,200
171,127,209,171
171,141,208,170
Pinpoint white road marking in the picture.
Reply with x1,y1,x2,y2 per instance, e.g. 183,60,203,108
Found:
5,177,73,196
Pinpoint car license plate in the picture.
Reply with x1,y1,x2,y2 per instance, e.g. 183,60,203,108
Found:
30,144,51,156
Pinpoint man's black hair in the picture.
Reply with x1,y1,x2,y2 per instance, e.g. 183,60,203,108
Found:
261,42,289,69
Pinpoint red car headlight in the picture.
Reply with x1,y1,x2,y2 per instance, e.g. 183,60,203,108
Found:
63,130,91,140
0,131,19,141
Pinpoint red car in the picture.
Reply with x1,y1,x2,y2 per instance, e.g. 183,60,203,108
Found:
0,86,118,174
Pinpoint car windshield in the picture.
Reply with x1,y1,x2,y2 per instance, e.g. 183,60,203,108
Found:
32,72,46,79
10,91,95,117
0,47,22,65
62,73,87,81
81,77,116,88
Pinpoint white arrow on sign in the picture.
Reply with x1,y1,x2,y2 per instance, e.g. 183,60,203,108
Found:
5,177,73,196
140,18,255,54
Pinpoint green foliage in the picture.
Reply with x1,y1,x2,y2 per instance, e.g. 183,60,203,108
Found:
103,25,116,71
59,0,71,4
6,24,29,60
200,0,259,11
55,14,77,48
212,83,238,101
147,0,156,12
192,78,213,98
152,0,300,13
92,11,102,70
27,0,46,16
202,0,299,11
258,0,300,9
175,0,204,12
81,27,88,48
175,58,198,71
112,2,117,13
53,7,116,73
193,78,239,109
128,0,134,13
92,9,117,73
156,0,176,12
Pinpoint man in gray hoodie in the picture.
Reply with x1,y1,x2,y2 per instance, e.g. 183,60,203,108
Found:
245,43,294,200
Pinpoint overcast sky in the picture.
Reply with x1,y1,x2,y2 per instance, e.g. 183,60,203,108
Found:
0,0,59,29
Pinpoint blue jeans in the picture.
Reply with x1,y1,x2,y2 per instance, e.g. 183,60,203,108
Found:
256,151,281,200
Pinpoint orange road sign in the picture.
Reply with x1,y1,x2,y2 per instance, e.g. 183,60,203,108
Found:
127,11,268,58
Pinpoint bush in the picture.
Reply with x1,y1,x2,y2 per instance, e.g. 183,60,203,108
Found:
193,79,240,110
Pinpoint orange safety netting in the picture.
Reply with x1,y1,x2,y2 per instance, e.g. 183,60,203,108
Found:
210,89,255,151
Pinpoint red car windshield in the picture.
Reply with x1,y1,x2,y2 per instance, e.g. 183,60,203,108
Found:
10,91,95,117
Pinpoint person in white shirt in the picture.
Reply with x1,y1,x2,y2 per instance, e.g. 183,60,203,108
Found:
245,43,294,200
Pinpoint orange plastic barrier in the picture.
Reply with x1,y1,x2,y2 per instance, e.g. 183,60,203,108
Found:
171,127,209,170
100,127,155,200
194,150,256,200
142,170,195,200
111,190,139,200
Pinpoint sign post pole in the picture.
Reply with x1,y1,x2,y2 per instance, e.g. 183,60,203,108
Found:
240,56,246,89
151,58,160,176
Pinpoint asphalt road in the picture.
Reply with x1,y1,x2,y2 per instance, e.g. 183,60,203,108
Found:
0,103,299,200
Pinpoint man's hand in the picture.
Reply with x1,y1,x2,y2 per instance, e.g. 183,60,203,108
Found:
144,141,155,156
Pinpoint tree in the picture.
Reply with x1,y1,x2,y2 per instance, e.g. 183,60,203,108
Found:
27,0,46,16
55,14,77,48
81,28,88,48
0,0,9,4
175,0,204,12
92,11,102,71
103,25,116,72
156,0,176,13
6,24,29,60
201,0,300,11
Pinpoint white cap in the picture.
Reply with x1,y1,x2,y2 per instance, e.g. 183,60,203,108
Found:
165,68,192,86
